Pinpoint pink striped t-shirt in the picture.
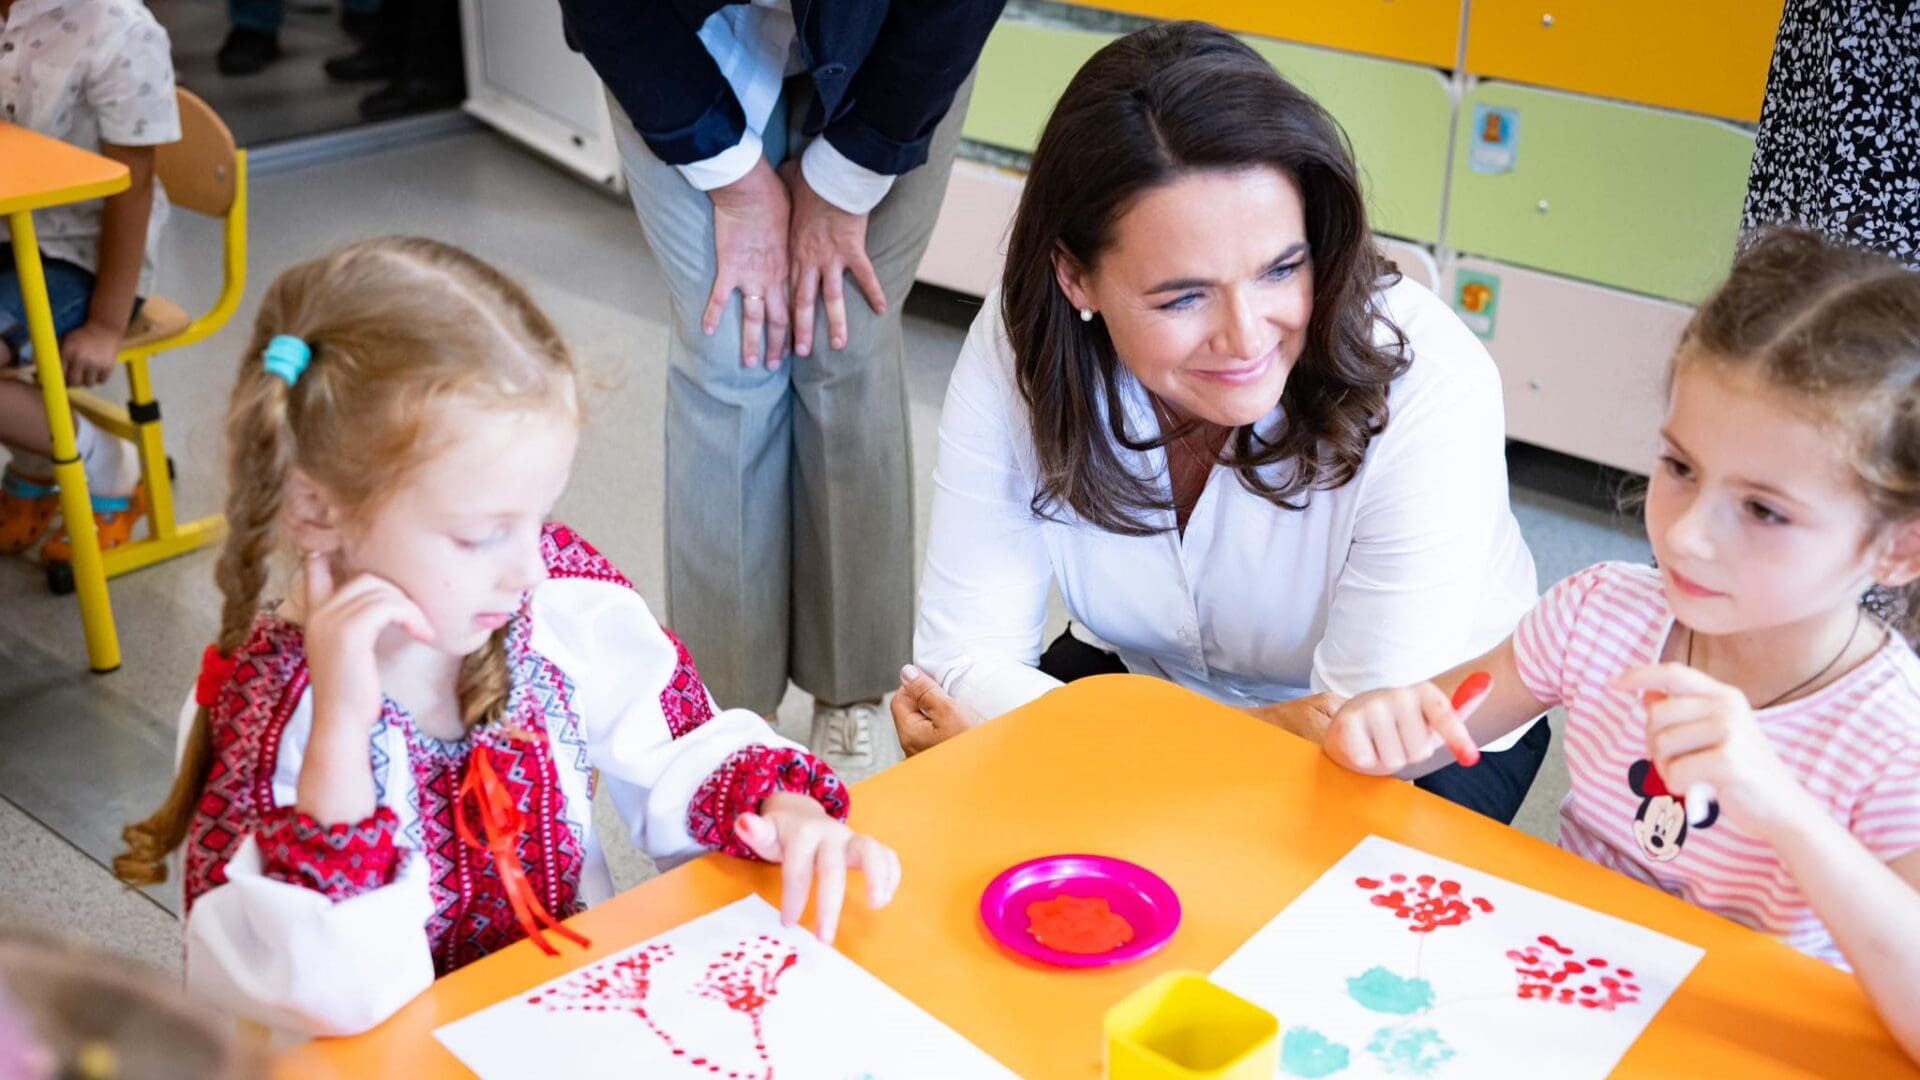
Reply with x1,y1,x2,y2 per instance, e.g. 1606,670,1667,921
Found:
1512,561,1920,966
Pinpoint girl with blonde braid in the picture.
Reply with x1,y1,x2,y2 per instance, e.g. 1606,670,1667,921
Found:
114,237,898,1037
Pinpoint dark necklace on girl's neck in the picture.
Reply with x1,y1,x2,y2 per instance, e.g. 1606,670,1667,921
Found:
1685,606,1867,709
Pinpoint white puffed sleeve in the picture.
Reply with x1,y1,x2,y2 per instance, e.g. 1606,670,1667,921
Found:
528,576,816,867
179,688,436,1037
184,836,436,1037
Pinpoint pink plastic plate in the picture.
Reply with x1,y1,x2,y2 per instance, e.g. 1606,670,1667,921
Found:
979,854,1180,968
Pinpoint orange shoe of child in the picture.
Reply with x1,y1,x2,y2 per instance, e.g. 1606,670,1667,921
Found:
0,470,60,555
42,482,148,564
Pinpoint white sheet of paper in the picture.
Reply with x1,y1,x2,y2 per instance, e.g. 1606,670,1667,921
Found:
435,895,1017,1080
1212,836,1703,1079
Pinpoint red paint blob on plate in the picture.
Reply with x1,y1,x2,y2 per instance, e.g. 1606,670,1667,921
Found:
1026,894,1136,954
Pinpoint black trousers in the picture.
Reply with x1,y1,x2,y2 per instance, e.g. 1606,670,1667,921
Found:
1037,629,1551,826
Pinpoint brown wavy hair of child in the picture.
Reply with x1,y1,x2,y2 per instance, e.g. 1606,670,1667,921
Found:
113,236,579,887
1002,20,1408,536
1679,225,1920,642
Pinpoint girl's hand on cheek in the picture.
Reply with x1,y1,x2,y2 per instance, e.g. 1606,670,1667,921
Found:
734,792,901,947
301,553,434,738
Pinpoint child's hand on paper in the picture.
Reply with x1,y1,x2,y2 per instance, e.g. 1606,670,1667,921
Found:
1323,678,1485,776
1613,664,1812,840
735,792,902,947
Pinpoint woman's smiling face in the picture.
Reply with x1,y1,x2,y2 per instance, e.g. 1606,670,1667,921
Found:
1054,166,1314,427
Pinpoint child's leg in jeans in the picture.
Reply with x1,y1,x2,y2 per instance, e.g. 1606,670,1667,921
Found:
0,248,139,497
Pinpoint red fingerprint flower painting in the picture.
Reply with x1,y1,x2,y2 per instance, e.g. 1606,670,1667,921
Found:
530,938,800,1080
1508,934,1642,1011
434,896,1020,1079
1354,872,1496,933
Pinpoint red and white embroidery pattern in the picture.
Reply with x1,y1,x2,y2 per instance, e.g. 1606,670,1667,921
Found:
540,522,633,589
184,616,310,907
690,746,849,859
405,715,588,975
181,521,850,981
257,804,404,899
660,629,717,739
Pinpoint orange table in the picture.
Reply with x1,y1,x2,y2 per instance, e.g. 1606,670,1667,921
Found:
277,676,1916,1078
0,123,131,672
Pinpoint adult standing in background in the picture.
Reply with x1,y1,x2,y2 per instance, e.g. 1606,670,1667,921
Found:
556,0,1006,769
1742,0,1917,268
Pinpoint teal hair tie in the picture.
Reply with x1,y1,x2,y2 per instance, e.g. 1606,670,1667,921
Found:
262,335,312,386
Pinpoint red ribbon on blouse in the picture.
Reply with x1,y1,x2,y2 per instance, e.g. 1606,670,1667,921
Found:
195,643,238,708
454,741,591,957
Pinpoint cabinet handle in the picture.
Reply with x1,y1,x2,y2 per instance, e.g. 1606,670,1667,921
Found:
1536,199,1551,214
1541,13,1555,28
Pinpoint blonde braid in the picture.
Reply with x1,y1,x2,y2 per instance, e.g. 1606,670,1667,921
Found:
457,626,514,730
114,351,301,886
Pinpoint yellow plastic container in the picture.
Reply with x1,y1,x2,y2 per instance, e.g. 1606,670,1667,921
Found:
1105,971,1280,1080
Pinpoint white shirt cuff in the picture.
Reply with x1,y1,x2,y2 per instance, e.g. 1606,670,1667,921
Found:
676,129,766,192
946,662,1065,723
800,137,896,215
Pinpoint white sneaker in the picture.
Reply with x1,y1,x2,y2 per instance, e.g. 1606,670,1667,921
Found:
809,700,879,771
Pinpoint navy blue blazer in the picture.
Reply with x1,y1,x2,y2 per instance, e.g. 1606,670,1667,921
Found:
557,0,1006,178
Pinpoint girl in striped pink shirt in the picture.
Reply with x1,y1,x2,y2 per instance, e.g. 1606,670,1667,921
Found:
1322,227,1920,1062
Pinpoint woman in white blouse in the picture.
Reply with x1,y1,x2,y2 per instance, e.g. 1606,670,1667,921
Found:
891,22,1549,821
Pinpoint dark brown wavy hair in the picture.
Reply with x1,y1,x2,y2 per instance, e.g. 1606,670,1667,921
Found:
1679,226,1920,643
1004,20,1408,536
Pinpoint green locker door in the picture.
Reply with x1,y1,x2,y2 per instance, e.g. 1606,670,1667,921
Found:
1445,83,1756,304
961,22,1117,154
1241,37,1451,245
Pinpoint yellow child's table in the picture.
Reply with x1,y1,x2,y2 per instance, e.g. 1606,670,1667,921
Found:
276,676,1918,1078
0,123,131,672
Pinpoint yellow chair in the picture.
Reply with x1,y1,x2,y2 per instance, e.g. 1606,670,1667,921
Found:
47,88,246,595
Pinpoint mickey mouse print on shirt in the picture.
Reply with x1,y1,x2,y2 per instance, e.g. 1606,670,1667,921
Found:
1626,760,1718,862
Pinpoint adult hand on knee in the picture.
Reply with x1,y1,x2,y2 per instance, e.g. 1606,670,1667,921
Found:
705,157,793,370
781,160,886,359
890,663,982,756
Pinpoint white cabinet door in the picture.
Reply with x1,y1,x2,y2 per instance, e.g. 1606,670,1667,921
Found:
1444,256,1686,474
459,0,625,192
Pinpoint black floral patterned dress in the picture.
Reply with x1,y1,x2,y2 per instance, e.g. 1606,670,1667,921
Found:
1742,0,1919,268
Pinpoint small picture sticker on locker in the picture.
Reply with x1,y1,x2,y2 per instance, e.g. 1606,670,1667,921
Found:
1469,105,1520,175
1454,270,1500,340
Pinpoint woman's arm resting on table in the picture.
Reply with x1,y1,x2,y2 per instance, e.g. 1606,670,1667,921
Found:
1244,693,1346,743
909,299,1062,727
890,663,986,755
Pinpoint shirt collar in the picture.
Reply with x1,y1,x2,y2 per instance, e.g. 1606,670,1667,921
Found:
1,0,63,29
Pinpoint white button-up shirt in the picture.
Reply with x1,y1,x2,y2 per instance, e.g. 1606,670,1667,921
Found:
0,0,179,292
682,0,894,214
917,277,1543,751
